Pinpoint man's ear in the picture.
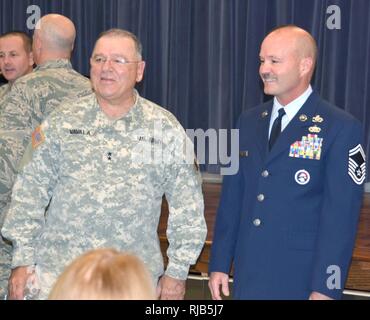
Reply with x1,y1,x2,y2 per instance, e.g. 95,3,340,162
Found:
136,61,146,83
28,51,34,67
300,57,314,77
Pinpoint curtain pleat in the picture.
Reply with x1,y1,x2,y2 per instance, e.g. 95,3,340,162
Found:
1,0,370,177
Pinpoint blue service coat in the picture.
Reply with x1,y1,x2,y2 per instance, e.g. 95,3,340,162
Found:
209,92,365,299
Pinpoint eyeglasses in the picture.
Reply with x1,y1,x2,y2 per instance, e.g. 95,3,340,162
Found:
91,55,141,67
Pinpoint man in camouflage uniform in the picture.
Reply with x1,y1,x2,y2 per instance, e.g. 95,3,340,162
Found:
2,29,206,300
0,31,34,299
0,15,91,299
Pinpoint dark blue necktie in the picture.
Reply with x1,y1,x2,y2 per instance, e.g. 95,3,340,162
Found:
269,108,286,151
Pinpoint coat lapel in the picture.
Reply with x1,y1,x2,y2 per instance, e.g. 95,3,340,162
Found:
265,92,321,166
255,101,273,162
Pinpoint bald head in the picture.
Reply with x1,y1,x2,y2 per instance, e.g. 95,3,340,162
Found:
33,14,76,64
266,25,317,73
259,25,318,105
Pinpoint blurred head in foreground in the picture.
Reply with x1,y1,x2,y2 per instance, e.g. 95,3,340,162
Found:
49,248,156,300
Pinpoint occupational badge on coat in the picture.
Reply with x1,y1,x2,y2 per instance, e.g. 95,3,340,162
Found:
295,169,310,185
299,114,308,122
348,144,366,185
289,134,323,160
312,115,324,123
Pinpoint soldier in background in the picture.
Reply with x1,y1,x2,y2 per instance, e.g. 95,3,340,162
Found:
0,31,34,299
2,29,206,300
0,31,34,101
0,14,91,299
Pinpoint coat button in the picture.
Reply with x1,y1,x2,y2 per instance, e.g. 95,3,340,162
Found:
257,194,265,202
261,170,269,178
253,218,261,226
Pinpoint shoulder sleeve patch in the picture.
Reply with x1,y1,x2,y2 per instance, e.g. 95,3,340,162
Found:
31,125,45,149
348,144,366,185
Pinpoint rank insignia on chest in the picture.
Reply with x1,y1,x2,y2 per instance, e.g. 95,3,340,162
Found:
289,134,323,160
32,125,45,149
239,150,248,157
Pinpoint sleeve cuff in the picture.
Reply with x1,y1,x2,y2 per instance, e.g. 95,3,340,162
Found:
11,246,35,269
164,260,190,280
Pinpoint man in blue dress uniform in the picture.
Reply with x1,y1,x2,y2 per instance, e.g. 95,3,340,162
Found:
208,25,366,300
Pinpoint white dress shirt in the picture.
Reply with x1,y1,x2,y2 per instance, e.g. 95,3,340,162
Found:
268,85,313,139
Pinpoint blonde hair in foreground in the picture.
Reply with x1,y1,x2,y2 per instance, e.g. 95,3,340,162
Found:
49,248,157,300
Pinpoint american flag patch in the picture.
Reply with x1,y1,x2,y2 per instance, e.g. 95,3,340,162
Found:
32,125,45,149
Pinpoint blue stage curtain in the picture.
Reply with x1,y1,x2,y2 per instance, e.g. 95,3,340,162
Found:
1,0,370,176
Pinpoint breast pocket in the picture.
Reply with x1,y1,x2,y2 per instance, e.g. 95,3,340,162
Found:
284,157,322,189
60,136,100,181
287,230,317,251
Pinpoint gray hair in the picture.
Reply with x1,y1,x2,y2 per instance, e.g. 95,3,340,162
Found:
95,28,143,59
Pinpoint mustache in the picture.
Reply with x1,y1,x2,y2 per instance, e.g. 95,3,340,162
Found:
261,73,277,81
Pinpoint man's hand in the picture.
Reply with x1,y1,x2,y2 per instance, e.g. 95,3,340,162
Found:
208,272,230,300
7,266,32,300
309,291,333,300
156,275,186,300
